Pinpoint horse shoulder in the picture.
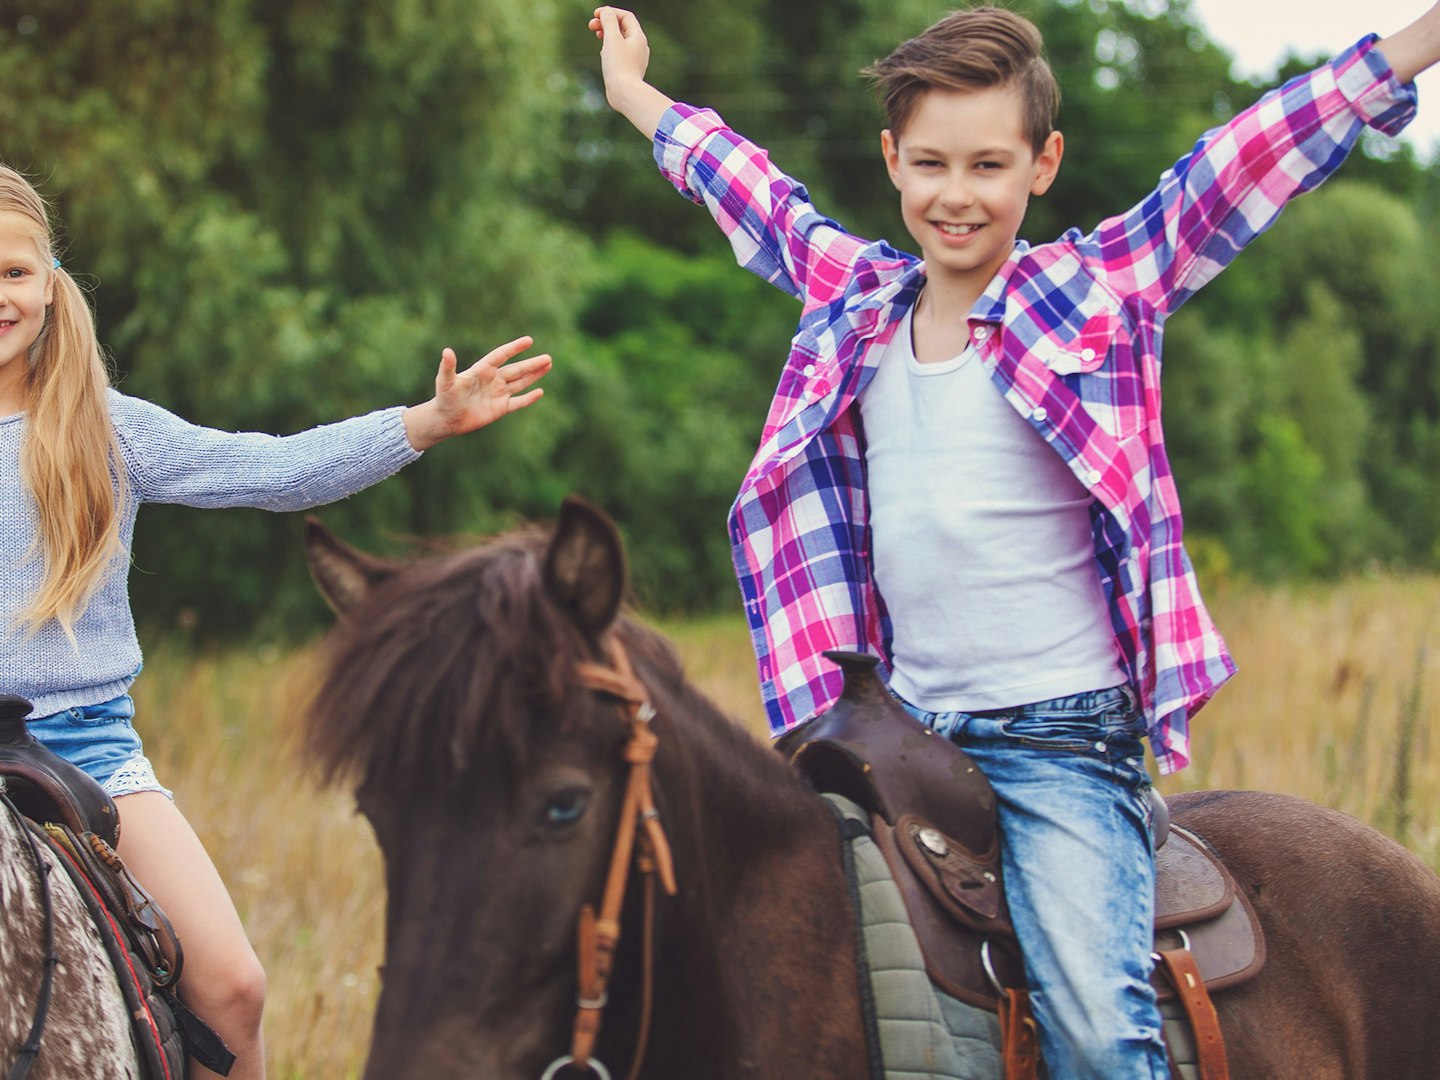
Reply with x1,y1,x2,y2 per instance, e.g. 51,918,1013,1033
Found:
0,813,138,1078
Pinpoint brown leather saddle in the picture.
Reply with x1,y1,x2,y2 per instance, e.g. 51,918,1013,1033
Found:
777,653,1265,1014
0,693,120,847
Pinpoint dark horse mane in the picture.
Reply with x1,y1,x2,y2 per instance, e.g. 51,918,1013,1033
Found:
305,526,798,807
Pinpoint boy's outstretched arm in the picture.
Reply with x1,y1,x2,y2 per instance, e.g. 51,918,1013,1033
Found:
1377,2,1440,83
402,336,551,451
589,6,674,139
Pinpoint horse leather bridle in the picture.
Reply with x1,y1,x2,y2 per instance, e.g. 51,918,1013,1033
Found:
540,638,678,1080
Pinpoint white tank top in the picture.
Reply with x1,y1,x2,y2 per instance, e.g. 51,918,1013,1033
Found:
859,307,1125,712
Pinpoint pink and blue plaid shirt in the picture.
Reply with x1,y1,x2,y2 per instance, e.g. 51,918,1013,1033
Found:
653,37,1415,773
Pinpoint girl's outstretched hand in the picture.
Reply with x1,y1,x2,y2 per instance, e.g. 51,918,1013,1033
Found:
403,337,551,451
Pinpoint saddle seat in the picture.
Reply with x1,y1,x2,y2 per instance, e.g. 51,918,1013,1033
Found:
779,653,1265,1012
0,693,120,847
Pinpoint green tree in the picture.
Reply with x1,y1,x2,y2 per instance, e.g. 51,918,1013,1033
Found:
1240,417,1329,577
2,0,588,635
558,232,798,610
3,0,1437,637
1176,180,1440,572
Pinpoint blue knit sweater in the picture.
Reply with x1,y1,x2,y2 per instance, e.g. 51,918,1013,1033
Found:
1,390,421,716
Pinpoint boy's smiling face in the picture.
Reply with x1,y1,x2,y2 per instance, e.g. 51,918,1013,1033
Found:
883,84,1062,299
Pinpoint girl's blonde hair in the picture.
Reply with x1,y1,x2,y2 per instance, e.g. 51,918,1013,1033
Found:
1,165,126,637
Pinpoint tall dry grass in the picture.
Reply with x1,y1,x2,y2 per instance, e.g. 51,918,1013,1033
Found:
1166,575,1438,868
129,643,381,1080
130,574,1438,1077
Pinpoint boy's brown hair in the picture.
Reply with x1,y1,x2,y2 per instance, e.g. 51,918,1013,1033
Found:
864,6,1060,154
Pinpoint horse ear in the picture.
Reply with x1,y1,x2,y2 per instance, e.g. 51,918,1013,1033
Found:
304,517,398,615
543,495,627,639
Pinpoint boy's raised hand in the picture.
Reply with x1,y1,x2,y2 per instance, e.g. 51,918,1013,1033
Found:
590,7,650,90
589,6,674,140
403,337,551,451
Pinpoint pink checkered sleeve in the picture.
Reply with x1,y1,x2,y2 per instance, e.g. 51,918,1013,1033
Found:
1089,36,1416,312
654,104,868,309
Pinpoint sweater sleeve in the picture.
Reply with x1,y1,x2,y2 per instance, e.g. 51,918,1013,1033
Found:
109,391,422,511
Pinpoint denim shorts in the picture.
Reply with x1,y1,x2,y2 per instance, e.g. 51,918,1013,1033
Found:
27,695,172,800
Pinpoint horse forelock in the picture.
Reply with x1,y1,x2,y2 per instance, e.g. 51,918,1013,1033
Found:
306,528,621,797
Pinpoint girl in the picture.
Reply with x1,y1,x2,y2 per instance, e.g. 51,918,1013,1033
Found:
0,162,551,1079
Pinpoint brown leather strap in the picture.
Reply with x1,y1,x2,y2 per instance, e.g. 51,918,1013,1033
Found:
561,639,678,1078
624,866,660,1080
1156,948,1229,1080
998,988,1040,1080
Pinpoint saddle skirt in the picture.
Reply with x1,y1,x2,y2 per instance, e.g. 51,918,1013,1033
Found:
782,653,1266,1012
0,693,120,847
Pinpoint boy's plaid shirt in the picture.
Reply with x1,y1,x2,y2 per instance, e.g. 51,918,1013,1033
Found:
653,37,1414,773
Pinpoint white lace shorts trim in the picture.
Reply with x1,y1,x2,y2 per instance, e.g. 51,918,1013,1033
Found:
101,750,174,800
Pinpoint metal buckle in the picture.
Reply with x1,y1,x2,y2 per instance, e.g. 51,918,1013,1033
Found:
981,937,1006,995
540,1055,613,1080
1151,926,1192,962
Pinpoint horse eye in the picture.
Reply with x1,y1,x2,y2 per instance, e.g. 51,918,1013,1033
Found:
542,789,590,829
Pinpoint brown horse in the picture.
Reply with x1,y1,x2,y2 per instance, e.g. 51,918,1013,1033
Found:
0,795,139,1078
304,497,1440,1080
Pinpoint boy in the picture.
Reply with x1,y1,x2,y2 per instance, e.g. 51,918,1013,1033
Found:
590,4,1440,1077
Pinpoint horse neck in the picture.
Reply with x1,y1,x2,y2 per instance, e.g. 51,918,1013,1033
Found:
636,693,871,1078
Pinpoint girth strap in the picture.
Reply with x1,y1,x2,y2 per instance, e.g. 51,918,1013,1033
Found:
1155,949,1230,1080
998,990,1039,1080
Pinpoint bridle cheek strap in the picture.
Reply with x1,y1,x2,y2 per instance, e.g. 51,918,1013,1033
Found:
560,644,678,1079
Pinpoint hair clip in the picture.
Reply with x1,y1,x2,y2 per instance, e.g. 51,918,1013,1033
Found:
52,257,61,270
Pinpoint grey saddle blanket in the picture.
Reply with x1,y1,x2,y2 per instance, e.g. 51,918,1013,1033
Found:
829,793,1004,1080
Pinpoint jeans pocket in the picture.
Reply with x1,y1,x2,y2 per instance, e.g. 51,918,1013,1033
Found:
62,695,136,728
999,714,1106,753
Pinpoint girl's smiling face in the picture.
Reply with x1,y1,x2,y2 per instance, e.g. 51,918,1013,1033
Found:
0,221,53,412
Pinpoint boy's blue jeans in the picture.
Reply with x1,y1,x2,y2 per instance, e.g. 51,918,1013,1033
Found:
896,685,1170,1080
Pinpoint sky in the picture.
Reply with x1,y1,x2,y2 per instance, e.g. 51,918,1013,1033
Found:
1186,0,1440,156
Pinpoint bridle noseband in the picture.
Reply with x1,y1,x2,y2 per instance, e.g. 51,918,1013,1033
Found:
541,638,678,1080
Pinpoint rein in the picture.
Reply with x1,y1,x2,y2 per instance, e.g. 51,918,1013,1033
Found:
541,638,678,1080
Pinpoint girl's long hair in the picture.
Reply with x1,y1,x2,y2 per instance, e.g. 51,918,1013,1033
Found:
1,166,126,637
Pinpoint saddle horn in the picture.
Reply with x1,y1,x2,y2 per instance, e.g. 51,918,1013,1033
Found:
777,651,999,857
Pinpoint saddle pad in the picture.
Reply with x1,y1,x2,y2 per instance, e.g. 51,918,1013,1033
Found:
828,793,1003,1080
1159,996,1206,1080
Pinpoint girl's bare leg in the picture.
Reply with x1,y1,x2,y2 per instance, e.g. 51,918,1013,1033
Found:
115,791,267,1080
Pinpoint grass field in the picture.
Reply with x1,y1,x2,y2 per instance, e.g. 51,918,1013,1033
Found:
130,573,1438,1078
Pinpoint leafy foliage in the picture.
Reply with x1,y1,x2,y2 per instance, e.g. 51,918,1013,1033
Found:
2,0,1437,638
